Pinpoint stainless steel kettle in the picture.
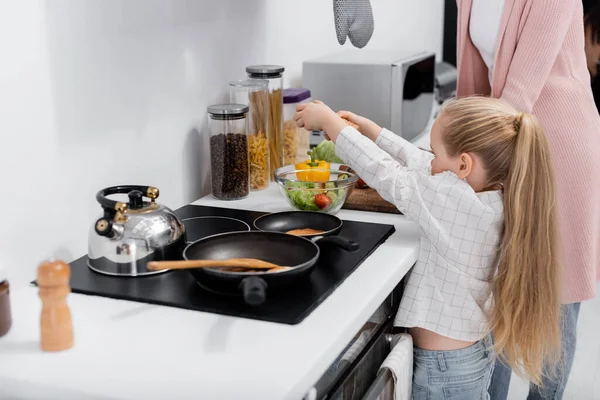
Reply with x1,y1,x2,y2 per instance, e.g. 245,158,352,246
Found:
87,185,186,277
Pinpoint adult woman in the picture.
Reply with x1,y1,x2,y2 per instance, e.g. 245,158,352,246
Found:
456,0,600,398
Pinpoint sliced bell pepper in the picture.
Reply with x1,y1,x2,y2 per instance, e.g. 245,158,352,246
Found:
295,151,331,182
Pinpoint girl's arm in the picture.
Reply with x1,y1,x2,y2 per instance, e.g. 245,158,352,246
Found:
499,0,576,113
295,101,502,266
334,127,503,268
374,128,434,171
335,126,504,276
338,111,433,169
335,126,467,217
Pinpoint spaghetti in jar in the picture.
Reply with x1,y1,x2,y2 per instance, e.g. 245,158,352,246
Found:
229,79,270,191
283,88,312,165
246,65,285,179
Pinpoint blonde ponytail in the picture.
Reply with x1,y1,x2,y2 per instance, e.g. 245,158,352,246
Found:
493,111,561,385
441,97,561,386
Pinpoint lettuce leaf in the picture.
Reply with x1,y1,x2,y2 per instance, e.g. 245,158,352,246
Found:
311,140,345,164
283,181,345,211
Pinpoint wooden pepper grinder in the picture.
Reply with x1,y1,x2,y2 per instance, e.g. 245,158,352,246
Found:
37,260,73,352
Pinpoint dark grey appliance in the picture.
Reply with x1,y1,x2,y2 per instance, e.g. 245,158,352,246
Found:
303,50,435,143
304,282,407,399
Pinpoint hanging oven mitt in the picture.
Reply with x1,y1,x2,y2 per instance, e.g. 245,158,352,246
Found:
333,0,375,49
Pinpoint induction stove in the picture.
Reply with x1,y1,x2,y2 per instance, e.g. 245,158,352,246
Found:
65,205,395,325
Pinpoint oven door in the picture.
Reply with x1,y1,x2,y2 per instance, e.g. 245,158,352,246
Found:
325,318,395,400
305,283,403,400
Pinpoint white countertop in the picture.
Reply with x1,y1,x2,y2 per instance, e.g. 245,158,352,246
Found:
0,186,420,400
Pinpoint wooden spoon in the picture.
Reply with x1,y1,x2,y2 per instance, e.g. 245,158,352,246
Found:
147,258,288,271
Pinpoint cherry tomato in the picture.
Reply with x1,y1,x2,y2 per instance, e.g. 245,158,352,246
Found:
314,193,333,210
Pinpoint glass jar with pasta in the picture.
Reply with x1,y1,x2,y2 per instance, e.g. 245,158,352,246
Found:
282,88,312,165
229,79,270,191
246,65,284,178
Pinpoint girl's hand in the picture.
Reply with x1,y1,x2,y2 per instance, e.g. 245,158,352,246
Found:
294,101,337,131
294,101,347,142
338,110,382,142
337,111,367,130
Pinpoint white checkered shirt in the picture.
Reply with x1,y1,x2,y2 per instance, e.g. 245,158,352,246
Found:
336,127,504,341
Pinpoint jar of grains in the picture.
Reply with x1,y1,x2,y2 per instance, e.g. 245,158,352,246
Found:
283,88,312,164
207,104,250,200
246,65,284,178
229,79,270,191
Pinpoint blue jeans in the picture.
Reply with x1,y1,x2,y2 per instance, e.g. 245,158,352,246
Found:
487,302,581,400
413,335,495,399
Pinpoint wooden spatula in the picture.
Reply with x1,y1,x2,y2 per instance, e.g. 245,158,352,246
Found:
147,258,288,271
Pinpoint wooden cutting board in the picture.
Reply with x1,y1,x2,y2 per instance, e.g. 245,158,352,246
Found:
342,188,402,214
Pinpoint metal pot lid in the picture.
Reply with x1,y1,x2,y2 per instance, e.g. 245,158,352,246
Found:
207,104,249,117
245,65,285,77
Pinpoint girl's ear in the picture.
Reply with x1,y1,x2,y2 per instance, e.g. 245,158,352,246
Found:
457,153,473,180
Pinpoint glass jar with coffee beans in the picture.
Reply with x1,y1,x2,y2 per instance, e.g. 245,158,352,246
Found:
207,104,250,200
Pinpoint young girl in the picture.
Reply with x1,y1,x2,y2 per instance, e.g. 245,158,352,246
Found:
294,96,562,398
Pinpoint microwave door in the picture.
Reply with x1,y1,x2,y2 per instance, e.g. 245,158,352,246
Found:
391,55,436,142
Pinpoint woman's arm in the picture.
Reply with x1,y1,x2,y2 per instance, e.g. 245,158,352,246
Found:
500,0,576,113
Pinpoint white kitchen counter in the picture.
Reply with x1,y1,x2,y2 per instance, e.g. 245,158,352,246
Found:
0,186,420,400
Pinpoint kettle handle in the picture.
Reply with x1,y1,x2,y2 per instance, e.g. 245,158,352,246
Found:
96,186,160,214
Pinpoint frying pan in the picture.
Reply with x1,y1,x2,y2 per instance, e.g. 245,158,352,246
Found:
254,211,358,252
253,211,351,245
183,230,359,306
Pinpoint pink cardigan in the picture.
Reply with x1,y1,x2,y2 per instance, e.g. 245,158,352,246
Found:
457,0,600,303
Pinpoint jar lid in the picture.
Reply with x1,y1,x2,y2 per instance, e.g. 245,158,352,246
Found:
207,104,249,117
283,88,312,104
229,79,269,91
246,65,285,77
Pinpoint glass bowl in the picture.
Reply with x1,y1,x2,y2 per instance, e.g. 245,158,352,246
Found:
273,164,358,214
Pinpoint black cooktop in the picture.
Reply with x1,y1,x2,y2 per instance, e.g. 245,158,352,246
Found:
66,205,395,325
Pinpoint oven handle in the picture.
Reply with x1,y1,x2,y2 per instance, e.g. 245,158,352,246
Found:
361,368,395,400
361,333,410,400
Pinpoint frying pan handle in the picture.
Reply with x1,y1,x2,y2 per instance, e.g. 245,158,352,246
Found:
240,276,268,306
315,236,360,252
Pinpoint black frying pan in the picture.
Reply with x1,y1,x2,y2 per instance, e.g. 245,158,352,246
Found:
183,230,359,306
254,211,358,251
253,211,343,238
254,211,358,250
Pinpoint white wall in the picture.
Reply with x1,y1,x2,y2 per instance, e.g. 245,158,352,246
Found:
0,0,443,283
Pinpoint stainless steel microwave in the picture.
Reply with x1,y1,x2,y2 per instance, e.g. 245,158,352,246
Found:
303,50,435,142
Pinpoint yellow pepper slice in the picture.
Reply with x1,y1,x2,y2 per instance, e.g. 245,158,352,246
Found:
295,153,331,182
